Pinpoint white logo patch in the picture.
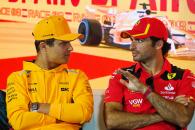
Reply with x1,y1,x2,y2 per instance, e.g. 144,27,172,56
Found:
164,83,174,91
129,98,143,107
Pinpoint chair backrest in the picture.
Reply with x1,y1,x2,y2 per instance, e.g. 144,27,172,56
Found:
0,90,11,130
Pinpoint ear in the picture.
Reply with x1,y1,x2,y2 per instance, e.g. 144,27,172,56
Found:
155,40,163,50
39,42,46,50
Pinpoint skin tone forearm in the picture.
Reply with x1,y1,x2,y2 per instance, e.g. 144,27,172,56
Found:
37,103,50,114
113,113,162,129
29,103,50,114
105,103,163,129
147,92,195,127
116,69,195,128
105,95,192,129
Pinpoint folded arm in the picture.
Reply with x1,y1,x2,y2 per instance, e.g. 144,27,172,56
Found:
117,69,195,128
104,102,163,129
36,71,93,124
6,73,56,130
147,92,195,127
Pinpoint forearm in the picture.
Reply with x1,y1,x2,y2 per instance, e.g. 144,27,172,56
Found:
105,110,163,129
48,102,93,124
6,77,56,129
37,71,93,124
117,69,195,128
8,110,55,129
147,92,195,127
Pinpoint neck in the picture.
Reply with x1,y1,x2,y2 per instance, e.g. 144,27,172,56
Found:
35,53,59,70
141,55,164,76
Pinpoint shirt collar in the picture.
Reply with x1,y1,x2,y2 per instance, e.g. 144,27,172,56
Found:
134,58,172,77
23,61,68,72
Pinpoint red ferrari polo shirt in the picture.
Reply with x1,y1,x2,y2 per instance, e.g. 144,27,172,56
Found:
104,59,195,130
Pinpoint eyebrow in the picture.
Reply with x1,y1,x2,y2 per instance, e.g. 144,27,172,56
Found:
58,41,70,44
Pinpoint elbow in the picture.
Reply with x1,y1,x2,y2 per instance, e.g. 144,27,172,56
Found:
82,110,93,123
177,117,192,128
177,121,188,128
177,109,194,128
81,104,93,124
105,118,115,129
9,118,23,130
8,113,21,130
104,112,116,129
11,124,22,130
9,115,29,130
175,112,193,128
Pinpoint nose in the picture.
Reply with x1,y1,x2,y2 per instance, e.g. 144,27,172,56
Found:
67,43,73,51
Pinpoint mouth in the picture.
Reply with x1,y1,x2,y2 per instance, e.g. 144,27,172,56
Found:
132,52,138,57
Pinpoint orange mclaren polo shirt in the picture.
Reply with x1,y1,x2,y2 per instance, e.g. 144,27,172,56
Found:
6,61,93,130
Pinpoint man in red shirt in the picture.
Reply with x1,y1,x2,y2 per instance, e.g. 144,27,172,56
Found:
104,17,195,130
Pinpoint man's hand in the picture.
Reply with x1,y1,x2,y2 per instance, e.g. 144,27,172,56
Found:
38,103,50,114
116,69,147,94
174,95,190,106
29,102,50,115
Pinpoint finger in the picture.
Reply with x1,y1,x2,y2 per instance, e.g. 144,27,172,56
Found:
116,69,128,78
174,95,186,101
175,99,187,103
175,98,188,103
174,97,188,106
175,95,188,102
175,95,186,98
175,100,188,106
120,79,129,87
117,69,137,81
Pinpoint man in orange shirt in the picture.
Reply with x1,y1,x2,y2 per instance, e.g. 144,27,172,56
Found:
6,15,93,130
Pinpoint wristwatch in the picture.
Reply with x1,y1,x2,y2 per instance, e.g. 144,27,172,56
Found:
31,102,39,112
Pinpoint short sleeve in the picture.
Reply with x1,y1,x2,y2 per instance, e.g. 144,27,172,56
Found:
177,70,195,100
104,71,124,103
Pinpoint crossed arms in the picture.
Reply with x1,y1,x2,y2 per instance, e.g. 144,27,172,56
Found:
6,71,93,130
104,69,195,129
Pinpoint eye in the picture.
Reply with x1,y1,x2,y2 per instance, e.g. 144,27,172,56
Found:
60,41,70,46
135,39,144,43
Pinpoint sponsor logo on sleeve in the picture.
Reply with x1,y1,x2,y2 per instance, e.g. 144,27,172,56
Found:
7,86,17,103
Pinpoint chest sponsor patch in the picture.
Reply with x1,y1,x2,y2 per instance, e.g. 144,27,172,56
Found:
129,98,143,107
160,83,175,95
59,81,69,91
163,96,174,100
28,82,38,93
61,87,69,91
164,83,174,91
28,87,37,92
